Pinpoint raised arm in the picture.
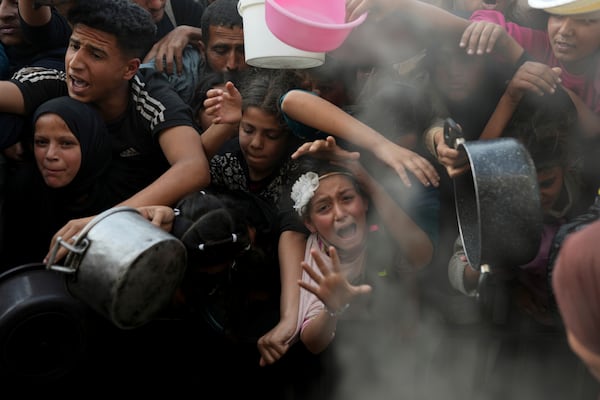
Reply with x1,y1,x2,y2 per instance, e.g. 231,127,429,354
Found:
282,89,439,188
343,154,434,269
200,80,242,159
143,25,203,75
480,61,562,140
44,124,211,263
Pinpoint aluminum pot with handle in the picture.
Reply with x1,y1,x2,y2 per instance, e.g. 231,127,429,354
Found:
46,206,187,329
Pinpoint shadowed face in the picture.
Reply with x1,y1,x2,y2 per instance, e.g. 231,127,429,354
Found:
537,166,564,213
238,106,288,182
432,44,486,104
0,0,24,46
203,25,247,72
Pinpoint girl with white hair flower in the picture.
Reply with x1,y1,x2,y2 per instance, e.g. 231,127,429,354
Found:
288,138,435,355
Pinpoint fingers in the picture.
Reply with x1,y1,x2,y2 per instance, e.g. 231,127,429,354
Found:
354,283,373,296
258,344,288,366
395,156,440,188
511,62,562,97
447,163,471,178
460,21,501,55
437,146,468,168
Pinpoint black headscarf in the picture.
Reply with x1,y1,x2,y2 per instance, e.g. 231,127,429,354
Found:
32,96,114,216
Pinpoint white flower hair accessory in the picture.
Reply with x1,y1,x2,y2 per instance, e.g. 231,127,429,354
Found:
291,171,320,216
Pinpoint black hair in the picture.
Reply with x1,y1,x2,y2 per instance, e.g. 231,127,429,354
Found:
292,156,365,218
200,0,243,44
173,190,251,268
356,81,433,144
238,68,307,138
67,0,157,59
505,86,579,171
173,188,281,340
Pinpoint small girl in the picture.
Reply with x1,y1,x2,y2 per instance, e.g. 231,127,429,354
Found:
289,155,433,354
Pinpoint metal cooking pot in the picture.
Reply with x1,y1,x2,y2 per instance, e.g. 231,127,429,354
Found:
0,263,89,383
453,138,543,270
46,206,187,329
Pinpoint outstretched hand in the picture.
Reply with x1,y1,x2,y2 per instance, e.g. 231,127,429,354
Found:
460,20,510,56
372,140,440,187
298,247,372,314
291,136,360,162
203,81,242,125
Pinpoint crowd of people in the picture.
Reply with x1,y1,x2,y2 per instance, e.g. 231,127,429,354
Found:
0,0,599,397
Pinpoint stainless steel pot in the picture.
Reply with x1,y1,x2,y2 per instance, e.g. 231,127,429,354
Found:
453,138,543,270
47,206,187,329
0,263,89,382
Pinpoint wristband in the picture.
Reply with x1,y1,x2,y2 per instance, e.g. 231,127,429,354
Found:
325,303,350,318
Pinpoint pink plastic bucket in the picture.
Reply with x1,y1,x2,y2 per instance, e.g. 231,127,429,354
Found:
265,0,368,53
238,0,325,69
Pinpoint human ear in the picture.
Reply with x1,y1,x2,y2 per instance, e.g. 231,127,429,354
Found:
304,218,317,234
123,58,141,81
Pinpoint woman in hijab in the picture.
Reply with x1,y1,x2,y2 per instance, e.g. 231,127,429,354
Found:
1,96,115,270
552,219,600,382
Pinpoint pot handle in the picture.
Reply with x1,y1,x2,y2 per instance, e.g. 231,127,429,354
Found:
46,236,90,274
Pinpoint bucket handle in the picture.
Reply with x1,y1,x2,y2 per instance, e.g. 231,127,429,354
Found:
46,236,90,274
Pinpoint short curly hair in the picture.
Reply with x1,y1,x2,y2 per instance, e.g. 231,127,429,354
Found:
67,0,157,59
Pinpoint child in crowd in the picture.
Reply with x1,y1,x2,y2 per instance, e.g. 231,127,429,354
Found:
289,154,433,354
169,188,281,343
203,66,440,366
1,96,115,271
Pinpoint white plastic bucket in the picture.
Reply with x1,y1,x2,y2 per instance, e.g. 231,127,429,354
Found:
237,0,325,69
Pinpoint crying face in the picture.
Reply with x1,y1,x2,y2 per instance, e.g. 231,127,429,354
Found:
305,174,369,253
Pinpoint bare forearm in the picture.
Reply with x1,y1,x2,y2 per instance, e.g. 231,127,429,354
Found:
119,159,209,208
200,123,238,160
363,175,433,269
300,312,337,354
479,93,520,140
281,89,390,150
278,230,306,321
